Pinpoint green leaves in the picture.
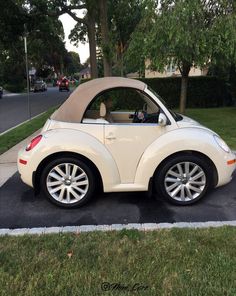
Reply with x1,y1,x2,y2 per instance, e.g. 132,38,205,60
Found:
127,0,236,72
126,0,236,111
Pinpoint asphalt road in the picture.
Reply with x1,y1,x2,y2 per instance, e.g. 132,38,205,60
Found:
0,172,235,229
0,87,72,133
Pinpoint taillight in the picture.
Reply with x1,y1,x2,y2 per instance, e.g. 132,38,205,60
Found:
66,81,69,85
26,135,42,151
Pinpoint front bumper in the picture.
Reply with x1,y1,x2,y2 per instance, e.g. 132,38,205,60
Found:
216,150,236,187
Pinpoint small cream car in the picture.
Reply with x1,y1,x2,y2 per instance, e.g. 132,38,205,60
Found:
18,77,236,208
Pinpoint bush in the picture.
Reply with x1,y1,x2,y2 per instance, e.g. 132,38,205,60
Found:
4,82,25,93
138,76,232,108
80,78,91,84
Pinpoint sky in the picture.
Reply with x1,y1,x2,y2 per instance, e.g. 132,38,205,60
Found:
59,13,89,64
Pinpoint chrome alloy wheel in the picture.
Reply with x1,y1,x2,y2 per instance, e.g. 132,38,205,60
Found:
46,163,89,204
164,162,206,202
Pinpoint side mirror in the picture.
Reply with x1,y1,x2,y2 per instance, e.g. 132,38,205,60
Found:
158,113,167,126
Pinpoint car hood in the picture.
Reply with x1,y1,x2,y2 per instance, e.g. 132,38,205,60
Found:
177,115,202,127
177,115,217,135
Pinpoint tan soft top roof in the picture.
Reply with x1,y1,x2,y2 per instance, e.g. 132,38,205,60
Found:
51,77,146,123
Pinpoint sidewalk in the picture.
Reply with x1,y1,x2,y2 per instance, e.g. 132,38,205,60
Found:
0,130,41,187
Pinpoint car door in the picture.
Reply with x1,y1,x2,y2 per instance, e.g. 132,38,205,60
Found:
101,87,166,183
104,123,165,183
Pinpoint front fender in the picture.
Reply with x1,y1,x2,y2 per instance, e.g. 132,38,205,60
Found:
134,127,229,187
22,128,120,190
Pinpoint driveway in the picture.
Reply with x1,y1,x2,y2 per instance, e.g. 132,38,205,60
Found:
0,172,235,229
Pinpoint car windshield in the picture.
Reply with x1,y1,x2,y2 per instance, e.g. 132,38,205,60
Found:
147,86,183,122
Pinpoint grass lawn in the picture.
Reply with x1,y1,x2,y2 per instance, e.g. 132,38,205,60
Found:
0,106,57,155
0,227,235,296
185,107,236,150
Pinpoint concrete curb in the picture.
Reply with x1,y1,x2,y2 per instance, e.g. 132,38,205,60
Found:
1,221,236,236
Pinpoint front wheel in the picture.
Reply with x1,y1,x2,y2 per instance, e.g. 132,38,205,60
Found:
154,154,213,205
41,157,96,208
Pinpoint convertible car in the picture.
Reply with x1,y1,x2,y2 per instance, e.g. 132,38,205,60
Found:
18,77,236,208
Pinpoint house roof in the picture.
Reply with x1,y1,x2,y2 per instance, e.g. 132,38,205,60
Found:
51,77,146,123
79,67,91,75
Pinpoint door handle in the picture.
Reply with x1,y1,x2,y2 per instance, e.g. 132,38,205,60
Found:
105,133,116,140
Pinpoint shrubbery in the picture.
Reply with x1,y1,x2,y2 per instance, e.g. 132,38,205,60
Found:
139,76,232,108
80,76,233,108
4,82,25,93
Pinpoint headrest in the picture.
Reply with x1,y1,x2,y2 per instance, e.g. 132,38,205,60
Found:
100,102,106,117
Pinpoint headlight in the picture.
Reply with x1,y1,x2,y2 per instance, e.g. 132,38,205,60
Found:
213,135,230,153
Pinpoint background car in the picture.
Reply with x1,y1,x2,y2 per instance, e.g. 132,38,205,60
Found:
0,86,3,98
18,77,236,208
33,80,47,92
59,77,69,92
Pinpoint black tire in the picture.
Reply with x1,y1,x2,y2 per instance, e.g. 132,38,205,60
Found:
154,154,213,205
40,157,96,208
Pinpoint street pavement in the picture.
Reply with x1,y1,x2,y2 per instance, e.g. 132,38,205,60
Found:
0,87,71,133
0,170,235,229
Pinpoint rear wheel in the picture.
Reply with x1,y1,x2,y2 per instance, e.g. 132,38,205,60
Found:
41,157,96,208
154,154,212,205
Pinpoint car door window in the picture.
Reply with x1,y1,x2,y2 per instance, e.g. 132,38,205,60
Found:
83,87,160,124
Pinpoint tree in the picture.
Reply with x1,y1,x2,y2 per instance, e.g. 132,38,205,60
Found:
51,0,99,78
109,0,143,76
0,0,71,90
127,0,236,113
64,51,82,75
0,0,27,89
99,0,112,76
68,0,143,77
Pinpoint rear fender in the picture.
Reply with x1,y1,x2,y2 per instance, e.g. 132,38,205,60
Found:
29,129,121,191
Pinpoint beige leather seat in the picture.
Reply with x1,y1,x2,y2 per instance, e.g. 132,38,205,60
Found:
82,102,109,124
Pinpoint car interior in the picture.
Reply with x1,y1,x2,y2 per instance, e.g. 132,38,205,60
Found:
82,87,160,124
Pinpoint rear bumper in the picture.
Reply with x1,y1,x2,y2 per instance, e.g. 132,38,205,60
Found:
17,148,35,187
59,87,69,91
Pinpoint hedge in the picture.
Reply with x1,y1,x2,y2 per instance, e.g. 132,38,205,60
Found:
139,76,232,109
80,76,232,109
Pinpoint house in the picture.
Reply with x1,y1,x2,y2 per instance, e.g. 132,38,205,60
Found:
145,59,208,78
79,67,91,79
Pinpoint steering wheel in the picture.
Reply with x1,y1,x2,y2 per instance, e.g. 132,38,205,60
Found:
133,110,146,123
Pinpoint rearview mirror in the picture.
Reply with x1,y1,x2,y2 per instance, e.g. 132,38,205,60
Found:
158,113,167,126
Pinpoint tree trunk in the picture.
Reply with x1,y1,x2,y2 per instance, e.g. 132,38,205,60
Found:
87,17,98,78
179,62,191,114
99,0,112,76
120,52,124,76
179,76,188,114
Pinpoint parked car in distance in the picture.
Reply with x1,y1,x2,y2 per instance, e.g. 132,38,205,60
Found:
0,86,3,98
18,77,236,208
59,77,69,92
33,80,47,92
